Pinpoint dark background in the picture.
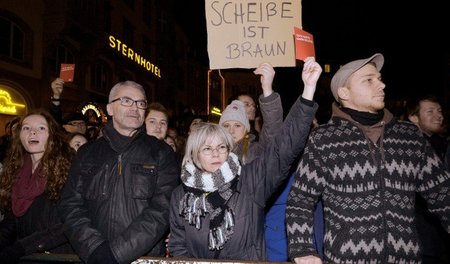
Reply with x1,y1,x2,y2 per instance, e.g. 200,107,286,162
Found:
171,0,450,120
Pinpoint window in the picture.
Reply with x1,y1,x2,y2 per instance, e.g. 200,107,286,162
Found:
53,45,75,74
91,62,111,94
142,0,152,28
157,12,167,33
142,36,152,58
0,16,25,61
122,18,134,46
123,0,135,9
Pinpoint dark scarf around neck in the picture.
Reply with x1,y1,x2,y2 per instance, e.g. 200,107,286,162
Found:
102,121,142,152
11,154,46,217
341,107,384,126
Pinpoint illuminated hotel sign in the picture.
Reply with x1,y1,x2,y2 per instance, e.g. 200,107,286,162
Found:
108,35,162,78
81,104,102,117
0,89,26,115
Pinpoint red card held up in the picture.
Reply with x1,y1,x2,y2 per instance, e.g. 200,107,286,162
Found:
294,27,315,61
60,63,75,82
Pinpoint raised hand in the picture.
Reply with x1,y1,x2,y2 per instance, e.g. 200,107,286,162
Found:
51,78,64,99
301,57,322,101
253,62,275,97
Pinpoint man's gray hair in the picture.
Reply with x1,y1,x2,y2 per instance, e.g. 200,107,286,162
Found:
109,81,146,102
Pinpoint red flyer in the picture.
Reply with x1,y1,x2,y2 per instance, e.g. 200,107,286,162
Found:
59,63,75,82
294,27,315,61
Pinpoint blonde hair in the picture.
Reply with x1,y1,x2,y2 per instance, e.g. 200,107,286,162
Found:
183,123,234,170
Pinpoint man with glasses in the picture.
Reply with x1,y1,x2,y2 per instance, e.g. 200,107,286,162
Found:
58,80,181,263
62,112,87,134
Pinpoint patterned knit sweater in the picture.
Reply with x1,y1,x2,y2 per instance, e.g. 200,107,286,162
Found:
286,105,450,263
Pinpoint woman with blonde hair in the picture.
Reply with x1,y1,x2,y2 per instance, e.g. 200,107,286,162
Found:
169,57,322,260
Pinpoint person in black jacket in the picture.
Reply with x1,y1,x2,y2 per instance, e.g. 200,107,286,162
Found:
0,109,75,264
58,80,181,264
407,95,450,263
168,57,321,260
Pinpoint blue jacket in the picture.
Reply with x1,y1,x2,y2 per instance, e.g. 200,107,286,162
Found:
265,172,324,261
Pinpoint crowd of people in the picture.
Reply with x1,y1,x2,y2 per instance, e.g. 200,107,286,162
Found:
0,54,449,264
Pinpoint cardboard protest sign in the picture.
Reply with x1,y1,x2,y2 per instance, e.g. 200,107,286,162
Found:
206,0,301,69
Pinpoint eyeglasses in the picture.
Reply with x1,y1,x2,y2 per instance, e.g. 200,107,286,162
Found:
200,145,229,156
67,121,86,127
110,97,147,109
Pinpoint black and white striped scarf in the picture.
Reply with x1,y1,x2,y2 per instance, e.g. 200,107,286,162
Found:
179,152,241,250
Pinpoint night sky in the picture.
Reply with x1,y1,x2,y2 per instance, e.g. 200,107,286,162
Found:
172,0,449,118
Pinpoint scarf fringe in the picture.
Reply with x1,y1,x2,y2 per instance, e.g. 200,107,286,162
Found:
179,192,208,229
208,209,235,250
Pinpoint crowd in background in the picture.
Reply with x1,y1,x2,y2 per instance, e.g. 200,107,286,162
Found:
0,54,449,264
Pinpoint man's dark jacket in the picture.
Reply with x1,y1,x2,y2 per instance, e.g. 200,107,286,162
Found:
58,124,180,263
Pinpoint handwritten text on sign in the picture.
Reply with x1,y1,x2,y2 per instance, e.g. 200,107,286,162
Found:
206,0,301,69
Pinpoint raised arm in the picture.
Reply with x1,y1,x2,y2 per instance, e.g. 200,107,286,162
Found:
49,78,64,124
248,63,283,162
243,57,321,205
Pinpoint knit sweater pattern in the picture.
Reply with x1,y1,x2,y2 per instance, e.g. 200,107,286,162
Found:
286,117,450,263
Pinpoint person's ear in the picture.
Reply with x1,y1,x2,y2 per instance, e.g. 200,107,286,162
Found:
106,103,113,116
337,86,350,101
408,114,419,125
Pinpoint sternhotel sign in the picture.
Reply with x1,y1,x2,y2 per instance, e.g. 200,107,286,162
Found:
108,35,162,78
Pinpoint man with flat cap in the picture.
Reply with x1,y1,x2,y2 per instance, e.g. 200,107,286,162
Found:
286,53,450,263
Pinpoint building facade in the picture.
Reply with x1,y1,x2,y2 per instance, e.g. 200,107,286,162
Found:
0,0,208,135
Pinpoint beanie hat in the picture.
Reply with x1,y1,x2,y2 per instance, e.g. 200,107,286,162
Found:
63,112,87,125
219,100,250,132
330,53,384,101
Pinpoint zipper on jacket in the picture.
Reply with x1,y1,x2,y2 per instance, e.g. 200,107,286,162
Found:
374,142,388,263
102,164,109,196
118,154,122,176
